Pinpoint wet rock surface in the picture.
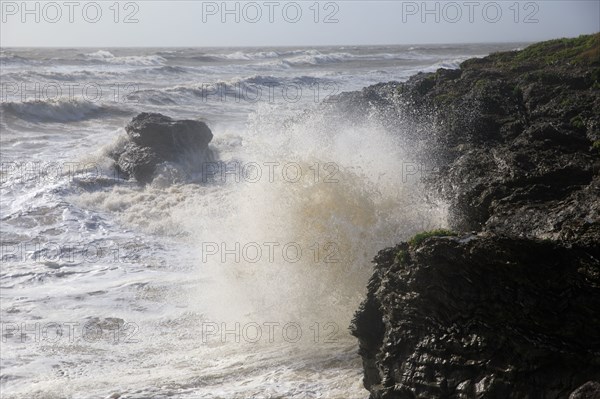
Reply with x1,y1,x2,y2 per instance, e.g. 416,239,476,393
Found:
111,112,213,184
569,382,600,399
349,34,600,398
352,237,600,398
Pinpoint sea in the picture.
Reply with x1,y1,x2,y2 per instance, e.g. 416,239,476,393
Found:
1,43,523,398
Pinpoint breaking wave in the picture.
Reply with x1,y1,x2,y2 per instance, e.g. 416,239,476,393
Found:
1,99,129,123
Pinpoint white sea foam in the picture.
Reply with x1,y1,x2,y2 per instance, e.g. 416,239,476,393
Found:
84,50,168,66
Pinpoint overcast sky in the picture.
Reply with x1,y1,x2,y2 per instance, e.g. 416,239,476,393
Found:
1,1,599,47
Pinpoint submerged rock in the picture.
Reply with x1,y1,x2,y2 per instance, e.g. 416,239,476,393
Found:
349,34,600,398
112,112,213,184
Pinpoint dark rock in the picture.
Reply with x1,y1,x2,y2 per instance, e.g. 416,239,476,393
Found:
112,112,213,184
570,382,600,399
116,143,161,184
351,236,600,399
330,34,600,248
349,34,600,399
125,113,213,157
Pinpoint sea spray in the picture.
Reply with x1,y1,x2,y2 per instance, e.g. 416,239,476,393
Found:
85,103,446,331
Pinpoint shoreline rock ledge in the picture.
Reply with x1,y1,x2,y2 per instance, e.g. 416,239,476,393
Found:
111,112,213,184
348,34,600,398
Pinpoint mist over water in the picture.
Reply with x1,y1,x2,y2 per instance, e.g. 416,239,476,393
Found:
1,43,521,398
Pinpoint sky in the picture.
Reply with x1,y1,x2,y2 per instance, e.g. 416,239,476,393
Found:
1,0,599,47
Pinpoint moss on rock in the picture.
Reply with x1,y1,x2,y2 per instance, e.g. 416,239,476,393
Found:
409,229,457,247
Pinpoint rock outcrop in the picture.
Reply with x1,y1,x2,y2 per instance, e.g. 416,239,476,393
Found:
349,34,600,398
569,382,600,399
352,236,600,398
111,112,213,184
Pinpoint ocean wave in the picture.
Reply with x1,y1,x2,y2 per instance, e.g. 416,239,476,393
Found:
3,65,192,84
147,74,333,103
124,89,179,105
282,52,355,66
217,50,281,60
2,48,436,72
0,70,108,83
204,49,317,61
279,51,429,66
153,65,189,74
420,56,481,72
223,74,331,86
0,99,128,123
190,49,425,66
0,52,35,67
82,50,167,66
